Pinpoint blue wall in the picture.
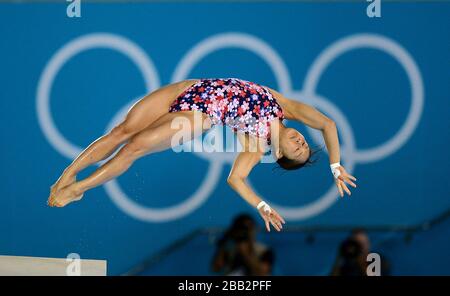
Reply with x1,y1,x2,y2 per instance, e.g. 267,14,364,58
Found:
0,2,449,275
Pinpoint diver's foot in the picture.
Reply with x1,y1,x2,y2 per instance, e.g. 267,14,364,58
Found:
50,174,76,199
48,183,84,207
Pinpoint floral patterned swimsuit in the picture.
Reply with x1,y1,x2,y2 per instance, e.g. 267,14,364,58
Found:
168,78,285,144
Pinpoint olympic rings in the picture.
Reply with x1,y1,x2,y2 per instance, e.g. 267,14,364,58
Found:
37,32,424,222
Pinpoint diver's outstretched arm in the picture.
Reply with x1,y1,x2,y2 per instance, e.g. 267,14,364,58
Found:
227,149,285,232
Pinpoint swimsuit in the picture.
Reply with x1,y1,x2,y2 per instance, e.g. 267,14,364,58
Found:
168,78,285,144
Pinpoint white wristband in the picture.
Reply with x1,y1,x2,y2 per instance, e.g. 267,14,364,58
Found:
330,162,341,179
257,201,272,214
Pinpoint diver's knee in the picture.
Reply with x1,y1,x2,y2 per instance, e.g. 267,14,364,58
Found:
121,138,148,158
110,123,134,141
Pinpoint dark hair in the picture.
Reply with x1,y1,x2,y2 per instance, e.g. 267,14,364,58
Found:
231,213,255,230
276,146,322,171
340,238,363,259
218,213,255,247
230,213,255,243
337,238,366,276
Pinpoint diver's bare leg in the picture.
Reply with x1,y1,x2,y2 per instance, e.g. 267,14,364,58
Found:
49,111,209,207
50,80,200,194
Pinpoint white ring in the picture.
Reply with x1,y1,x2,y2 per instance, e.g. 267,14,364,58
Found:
104,161,223,222
36,33,159,159
303,33,424,163
102,99,223,222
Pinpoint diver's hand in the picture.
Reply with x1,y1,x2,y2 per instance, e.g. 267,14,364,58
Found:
332,164,357,197
257,201,285,232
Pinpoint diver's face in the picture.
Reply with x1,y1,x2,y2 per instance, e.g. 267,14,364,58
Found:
280,128,310,163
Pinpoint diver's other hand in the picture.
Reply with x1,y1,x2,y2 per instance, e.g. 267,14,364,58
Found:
331,163,357,197
257,201,285,232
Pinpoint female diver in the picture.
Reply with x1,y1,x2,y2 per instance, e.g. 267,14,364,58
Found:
47,78,357,232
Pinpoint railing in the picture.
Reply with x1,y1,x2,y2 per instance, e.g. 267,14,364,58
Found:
123,208,450,275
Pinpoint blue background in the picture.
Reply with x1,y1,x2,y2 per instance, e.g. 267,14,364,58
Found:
0,1,449,275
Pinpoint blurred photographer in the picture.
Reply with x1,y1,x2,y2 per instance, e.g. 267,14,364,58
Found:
331,228,391,276
331,229,369,276
211,213,275,276
331,237,367,276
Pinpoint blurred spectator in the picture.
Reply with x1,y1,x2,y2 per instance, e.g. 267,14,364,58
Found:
211,213,275,276
331,228,370,276
331,237,367,276
331,228,391,276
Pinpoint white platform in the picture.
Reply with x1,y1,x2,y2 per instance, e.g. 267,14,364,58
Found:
0,255,107,276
